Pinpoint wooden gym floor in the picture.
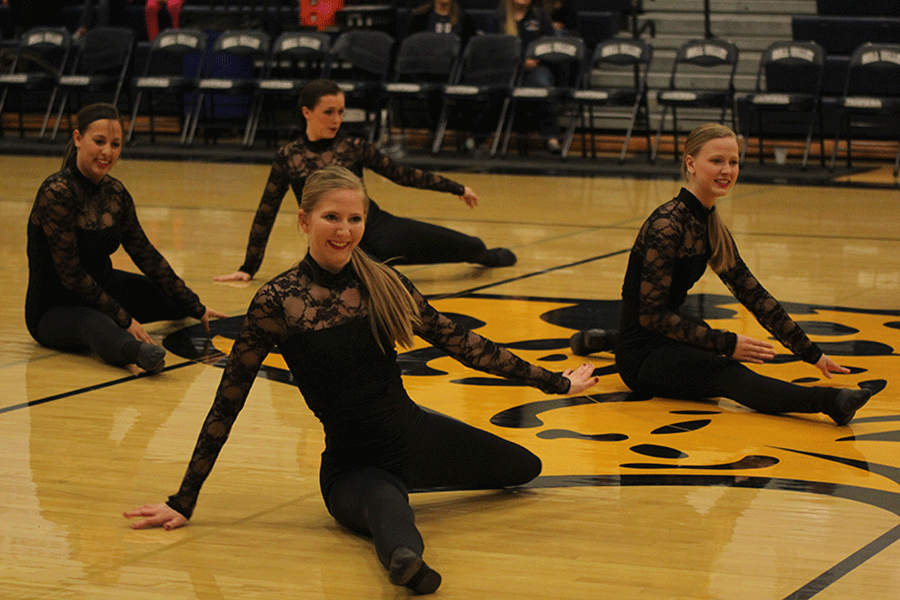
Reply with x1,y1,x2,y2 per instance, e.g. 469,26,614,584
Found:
1,150,899,599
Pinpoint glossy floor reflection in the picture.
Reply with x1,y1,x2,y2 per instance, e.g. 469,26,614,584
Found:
1,155,898,599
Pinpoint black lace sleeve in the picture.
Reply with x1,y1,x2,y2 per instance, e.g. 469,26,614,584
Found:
118,189,205,319
399,275,570,395
717,242,823,364
354,139,466,196
167,284,286,518
637,205,736,356
239,151,293,277
31,175,133,328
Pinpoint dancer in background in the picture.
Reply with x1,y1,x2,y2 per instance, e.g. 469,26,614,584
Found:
215,79,516,283
26,103,226,373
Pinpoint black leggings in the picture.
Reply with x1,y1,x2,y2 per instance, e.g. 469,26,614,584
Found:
361,206,488,265
34,270,192,366
626,341,834,414
324,410,541,568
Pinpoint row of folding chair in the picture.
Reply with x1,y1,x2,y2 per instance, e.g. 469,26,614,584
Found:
743,40,900,176
0,26,135,141
3,27,896,174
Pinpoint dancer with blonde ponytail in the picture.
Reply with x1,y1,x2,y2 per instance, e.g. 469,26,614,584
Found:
125,166,599,594
574,123,871,426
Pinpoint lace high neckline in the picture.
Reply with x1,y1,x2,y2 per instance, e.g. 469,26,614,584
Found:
678,187,715,221
300,252,358,289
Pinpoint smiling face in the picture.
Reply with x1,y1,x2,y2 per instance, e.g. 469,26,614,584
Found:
302,93,345,141
684,135,740,207
299,187,366,273
73,119,122,184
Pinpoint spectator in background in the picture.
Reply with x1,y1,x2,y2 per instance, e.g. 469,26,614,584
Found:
542,0,577,33
496,0,562,153
145,0,183,41
407,0,478,46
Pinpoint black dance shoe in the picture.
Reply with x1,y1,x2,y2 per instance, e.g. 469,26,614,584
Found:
569,329,615,356
137,343,166,374
476,247,517,267
388,547,442,595
825,388,872,426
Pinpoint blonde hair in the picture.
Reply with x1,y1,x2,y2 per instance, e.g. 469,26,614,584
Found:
500,0,539,36
682,123,738,274
301,166,421,351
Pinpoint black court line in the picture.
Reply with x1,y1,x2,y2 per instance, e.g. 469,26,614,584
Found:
0,360,196,415
783,522,900,599
431,248,631,300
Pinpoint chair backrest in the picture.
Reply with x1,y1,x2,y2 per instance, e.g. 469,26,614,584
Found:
756,41,824,95
668,38,739,90
265,31,332,79
70,27,135,76
329,30,395,81
844,42,900,97
392,32,461,83
142,28,206,77
205,30,270,79
453,33,521,87
587,37,652,91
211,29,270,57
9,27,71,76
521,35,586,87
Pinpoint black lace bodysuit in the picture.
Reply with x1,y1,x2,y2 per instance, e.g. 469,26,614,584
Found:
239,132,467,276
167,254,569,518
615,188,822,385
25,166,205,338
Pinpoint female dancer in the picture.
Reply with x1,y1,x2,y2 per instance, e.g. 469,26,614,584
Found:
126,166,598,593
26,103,226,373
577,123,871,425
215,79,516,283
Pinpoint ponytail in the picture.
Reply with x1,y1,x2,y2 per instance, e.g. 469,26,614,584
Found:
707,207,736,273
350,248,421,352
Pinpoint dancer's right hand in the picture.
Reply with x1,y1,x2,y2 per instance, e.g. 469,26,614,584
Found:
123,503,187,531
731,334,777,364
214,270,252,282
563,362,600,394
127,319,154,344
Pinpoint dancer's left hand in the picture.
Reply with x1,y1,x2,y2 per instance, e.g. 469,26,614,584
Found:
200,307,229,332
459,186,479,208
814,354,850,379
563,362,600,394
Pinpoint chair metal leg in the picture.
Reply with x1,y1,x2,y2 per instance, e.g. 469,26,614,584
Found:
127,90,144,143
829,112,842,172
38,87,59,140
619,101,641,163
49,89,70,141
651,105,668,163
499,99,517,157
560,101,579,159
431,102,451,154
490,96,511,157
801,113,815,170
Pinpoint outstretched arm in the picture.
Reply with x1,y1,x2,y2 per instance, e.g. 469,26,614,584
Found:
404,274,596,395
124,284,283,525
217,155,293,280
